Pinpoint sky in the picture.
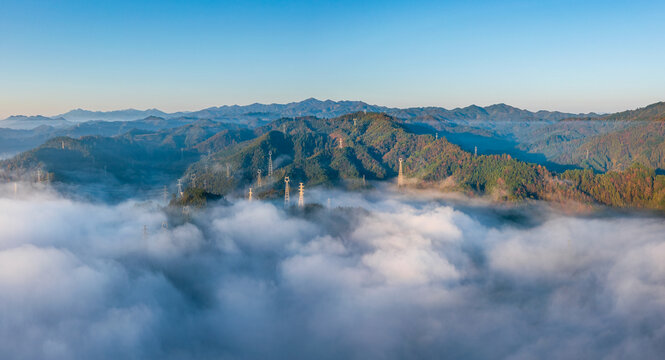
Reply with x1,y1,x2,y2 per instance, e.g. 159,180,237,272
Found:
1,0,664,118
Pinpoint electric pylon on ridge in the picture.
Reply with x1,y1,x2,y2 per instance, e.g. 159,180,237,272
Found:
257,169,262,188
284,177,290,207
248,187,253,202
298,182,304,208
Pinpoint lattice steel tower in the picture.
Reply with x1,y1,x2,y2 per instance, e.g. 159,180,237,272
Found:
298,182,304,208
284,177,290,207
268,151,273,178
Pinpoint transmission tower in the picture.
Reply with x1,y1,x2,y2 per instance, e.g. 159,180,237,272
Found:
36,168,42,183
177,179,183,198
362,174,366,187
474,146,478,156
61,140,65,149
257,169,262,187
268,151,273,177
284,177,290,207
298,182,304,208
398,157,404,187
339,137,344,149
248,187,253,202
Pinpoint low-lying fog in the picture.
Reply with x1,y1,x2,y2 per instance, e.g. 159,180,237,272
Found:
1,184,664,359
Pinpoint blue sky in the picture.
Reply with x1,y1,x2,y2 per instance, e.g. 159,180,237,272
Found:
1,0,664,117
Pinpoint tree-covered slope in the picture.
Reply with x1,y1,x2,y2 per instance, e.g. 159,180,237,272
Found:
561,164,665,209
0,135,196,185
4,111,665,211
558,122,665,172
181,112,665,211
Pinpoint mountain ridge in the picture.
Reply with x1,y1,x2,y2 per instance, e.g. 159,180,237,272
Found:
5,98,612,124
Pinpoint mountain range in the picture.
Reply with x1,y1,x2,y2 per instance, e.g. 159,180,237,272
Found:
2,98,665,176
0,115,74,130
1,98,603,129
4,111,664,210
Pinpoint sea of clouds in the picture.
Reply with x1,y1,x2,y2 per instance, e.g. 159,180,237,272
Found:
1,183,664,359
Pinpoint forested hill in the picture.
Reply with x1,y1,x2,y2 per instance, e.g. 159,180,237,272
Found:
185,112,665,211
3,112,665,210
601,102,665,122
0,119,250,187
563,102,665,122
557,121,665,172
551,103,665,171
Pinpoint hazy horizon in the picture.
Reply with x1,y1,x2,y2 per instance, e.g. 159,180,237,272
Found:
5,97,662,120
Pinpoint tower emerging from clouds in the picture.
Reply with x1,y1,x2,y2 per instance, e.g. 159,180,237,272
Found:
298,182,304,208
398,157,404,187
284,177,290,207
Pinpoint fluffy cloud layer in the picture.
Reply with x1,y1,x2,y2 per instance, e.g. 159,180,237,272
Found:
1,183,665,359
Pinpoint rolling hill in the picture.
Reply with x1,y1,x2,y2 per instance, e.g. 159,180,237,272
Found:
4,108,665,211
181,112,665,211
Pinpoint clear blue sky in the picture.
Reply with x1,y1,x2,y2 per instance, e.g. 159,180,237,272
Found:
1,0,664,117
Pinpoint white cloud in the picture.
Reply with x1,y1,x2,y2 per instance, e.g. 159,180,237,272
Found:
1,185,665,359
